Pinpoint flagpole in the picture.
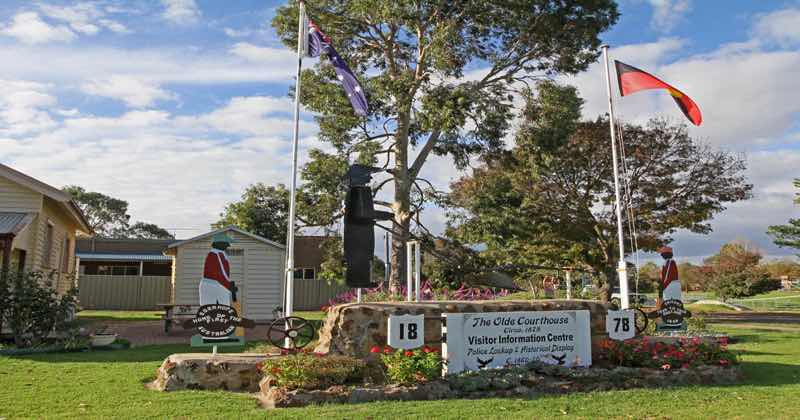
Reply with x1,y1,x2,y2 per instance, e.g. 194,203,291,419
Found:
601,44,630,310
285,0,306,323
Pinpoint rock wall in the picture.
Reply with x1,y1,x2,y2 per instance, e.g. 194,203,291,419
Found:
314,300,610,359
149,353,269,392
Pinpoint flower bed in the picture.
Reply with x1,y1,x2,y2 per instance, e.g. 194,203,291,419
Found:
258,359,744,408
599,336,737,370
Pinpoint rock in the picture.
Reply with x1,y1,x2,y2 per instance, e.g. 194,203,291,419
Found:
314,300,610,358
148,353,269,392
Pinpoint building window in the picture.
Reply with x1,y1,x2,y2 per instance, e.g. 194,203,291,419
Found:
97,265,140,276
61,238,71,272
43,222,54,268
293,267,316,280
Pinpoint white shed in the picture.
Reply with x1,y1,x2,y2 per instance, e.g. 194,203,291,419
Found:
164,226,285,321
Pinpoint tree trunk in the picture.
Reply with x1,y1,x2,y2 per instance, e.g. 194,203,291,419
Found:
388,107,413,294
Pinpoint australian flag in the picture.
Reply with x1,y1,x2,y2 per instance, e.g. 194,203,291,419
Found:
307,19,368,116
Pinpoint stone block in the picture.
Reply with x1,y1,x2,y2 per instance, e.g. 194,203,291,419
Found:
148,353,270,392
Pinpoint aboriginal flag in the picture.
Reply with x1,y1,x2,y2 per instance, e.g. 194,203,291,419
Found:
615,60,702,126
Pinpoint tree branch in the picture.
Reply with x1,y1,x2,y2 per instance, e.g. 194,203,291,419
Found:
409,129,441,179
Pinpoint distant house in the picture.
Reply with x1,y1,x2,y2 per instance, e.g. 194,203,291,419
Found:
293,235,326,281
0,163,92,292
76,237,174,277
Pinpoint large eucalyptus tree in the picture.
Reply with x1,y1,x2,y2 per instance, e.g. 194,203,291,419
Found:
272,0,619,291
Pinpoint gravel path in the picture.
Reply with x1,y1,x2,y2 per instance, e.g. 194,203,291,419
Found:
90,321,278,347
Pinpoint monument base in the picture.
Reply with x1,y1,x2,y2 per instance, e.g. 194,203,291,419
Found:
314,300,610,359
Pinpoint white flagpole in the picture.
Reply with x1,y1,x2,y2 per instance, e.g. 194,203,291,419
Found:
285,0,306,323
601,45,630,310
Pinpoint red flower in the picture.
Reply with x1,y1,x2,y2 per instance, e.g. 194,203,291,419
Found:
383,347,392,354
370,346,381,353
404,350,414,357
423,346,432,353
255,362,264,371
719,359,730,366
661,364,671,370
270,367,282,374
682,363,690,369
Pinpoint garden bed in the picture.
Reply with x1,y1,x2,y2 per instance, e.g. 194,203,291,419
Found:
258,361,743,408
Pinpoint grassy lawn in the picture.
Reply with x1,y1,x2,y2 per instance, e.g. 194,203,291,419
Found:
2,323,800,419
685,303,738,313
76,310,163,322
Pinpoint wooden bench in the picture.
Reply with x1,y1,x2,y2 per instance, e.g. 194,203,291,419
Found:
157,304,199,334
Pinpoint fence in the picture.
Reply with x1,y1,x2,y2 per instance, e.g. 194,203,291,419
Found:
292,278,352,311
78,275,171,310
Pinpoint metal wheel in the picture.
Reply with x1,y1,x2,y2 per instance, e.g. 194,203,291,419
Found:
632,307,649,335
267,316,315,350
610,297,621,310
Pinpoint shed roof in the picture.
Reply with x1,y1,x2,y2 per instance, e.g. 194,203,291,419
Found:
76,252,173,262
165,226,285,250
0,212,36,236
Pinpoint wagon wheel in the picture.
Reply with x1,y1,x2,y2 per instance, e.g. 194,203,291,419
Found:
267,316,315,350
632,307,649,335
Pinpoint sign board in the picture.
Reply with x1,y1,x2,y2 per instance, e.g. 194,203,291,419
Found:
606,310,636,341
388,314,425,349
442,310,591,374
651,299,691,332
182,304,255,347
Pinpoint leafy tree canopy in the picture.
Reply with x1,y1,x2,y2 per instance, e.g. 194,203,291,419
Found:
63,186,173,239
214,183,291,243
444,81,752,299
767,178,800,255
272,0,619,291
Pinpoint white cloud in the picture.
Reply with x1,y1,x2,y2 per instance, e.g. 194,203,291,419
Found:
161,0,201,25
37,2,129,36
224,27,252,38
82,75,176,108
230,42,294,63
0,79,58,135
98,19,130,34
647,0,692,33
1,12,76,44
0,43,296,86
752,8,800,46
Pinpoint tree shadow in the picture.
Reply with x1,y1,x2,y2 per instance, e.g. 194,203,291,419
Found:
738,361,800,387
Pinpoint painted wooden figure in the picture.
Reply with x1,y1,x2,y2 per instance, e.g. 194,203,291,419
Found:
199,232,234,307
659,246,681,302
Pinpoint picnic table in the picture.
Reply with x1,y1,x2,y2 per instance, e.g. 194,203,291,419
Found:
157,303,199,334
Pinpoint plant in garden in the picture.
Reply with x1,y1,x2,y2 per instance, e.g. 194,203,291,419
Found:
259,352,365,390
377,345,443,384
0,270,79,348
599,336,738,369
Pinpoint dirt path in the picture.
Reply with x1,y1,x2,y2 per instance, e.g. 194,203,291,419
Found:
89,320,278,347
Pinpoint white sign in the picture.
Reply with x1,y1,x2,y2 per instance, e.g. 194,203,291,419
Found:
388,314,425,349
606,310,636,341
443,310,592,374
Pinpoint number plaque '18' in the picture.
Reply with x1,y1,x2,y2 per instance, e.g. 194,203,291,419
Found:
388,314,425,350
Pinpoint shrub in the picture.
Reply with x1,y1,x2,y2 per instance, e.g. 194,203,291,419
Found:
378,345,443,384
0,270,79,348
599,336,737,369
260,353,366,390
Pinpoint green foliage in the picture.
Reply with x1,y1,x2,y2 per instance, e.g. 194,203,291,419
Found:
446,82,752,300
767,178,800,254
63,185,172,238
260,353,365,390
704,241,774,300
272,1,619,289
378,346,443,384
0,270,79,348
214,183,291,243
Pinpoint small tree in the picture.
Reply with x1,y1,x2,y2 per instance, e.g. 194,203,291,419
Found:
0,270,78,347
64,185,172,239
703,241,773,300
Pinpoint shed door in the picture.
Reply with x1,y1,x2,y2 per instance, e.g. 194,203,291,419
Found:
227,248,246,313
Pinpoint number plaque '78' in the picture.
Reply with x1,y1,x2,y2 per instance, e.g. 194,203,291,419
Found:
387,314,425,349
606,310,636,341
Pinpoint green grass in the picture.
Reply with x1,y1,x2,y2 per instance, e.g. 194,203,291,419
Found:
76,310,163,322
686,303,738,313
1,323,800,419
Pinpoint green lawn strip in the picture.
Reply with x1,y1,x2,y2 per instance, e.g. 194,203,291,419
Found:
76,310,164,322
686,303,739,313
1,324,799,419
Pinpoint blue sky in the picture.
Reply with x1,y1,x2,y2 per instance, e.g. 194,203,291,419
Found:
0,0,798,263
